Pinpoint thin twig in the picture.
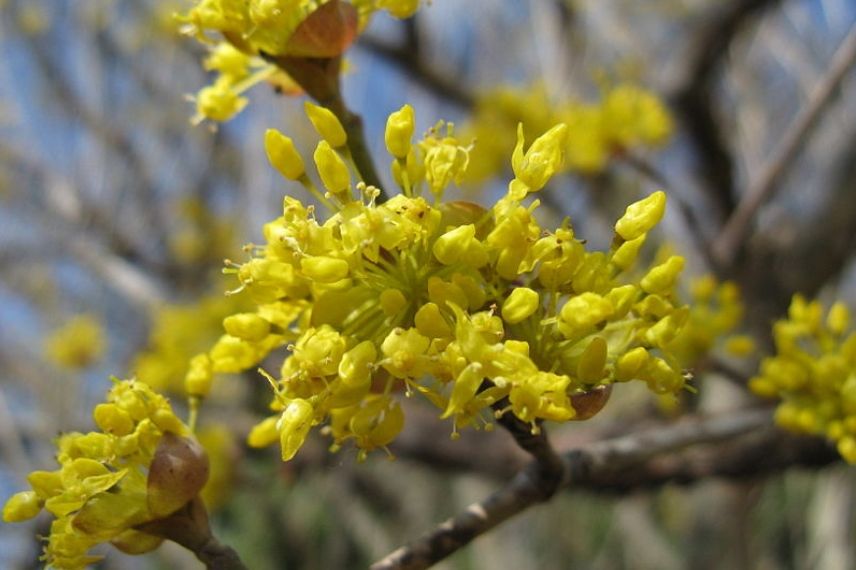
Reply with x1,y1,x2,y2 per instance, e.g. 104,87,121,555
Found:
672,0,783,223
371,407,773,570
712,22,856,268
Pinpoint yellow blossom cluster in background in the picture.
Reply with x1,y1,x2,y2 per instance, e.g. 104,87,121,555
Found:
132,293,247,395
2,379,205,569
464,82,673,182
43,314,106,371
668,274,754,368
209,103,693,462
168,197,241,266
750,296,856,461
181,0,422,123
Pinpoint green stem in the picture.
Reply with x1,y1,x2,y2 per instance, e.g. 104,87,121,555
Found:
270,55,388,201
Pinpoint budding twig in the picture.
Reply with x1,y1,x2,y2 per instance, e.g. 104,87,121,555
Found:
269,55,388,201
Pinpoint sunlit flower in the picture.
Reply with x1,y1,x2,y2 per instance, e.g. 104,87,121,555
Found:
2,379,208,570
218,104,691,461
750,296,856,462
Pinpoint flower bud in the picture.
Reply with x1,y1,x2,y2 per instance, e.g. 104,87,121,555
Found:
304,102,347,148
265,129,305,180
827,302,851,335
611,234,646,270
223,313,271,342
415,302,452,338
339,341,377,388
725,335,755,357
184,353,214,397
247,416,279,448
93,403,134,436
279,399,314,461
432,224,487,268
385,104,415,158
605,284,638,319
559,293,614,336
838,437,856,463
380,289,407,316
645,307,689,347
511,123,568,193
196,78,247,122
615,347,649,381
2,491,41,523
300,255,349,283
615,190,666,241
381,0,420,18
577,336,608,383
640,255,684,295
27,471,62,499
367,401,404,448
313,141,351,195
642,357,685,394
111,529,164,555
501,287,540,324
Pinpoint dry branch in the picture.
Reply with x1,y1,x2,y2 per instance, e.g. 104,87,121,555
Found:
372,407,777,570
712,22,856,267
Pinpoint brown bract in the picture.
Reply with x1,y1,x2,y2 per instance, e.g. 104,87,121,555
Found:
286,0,359,58
147,433,210,519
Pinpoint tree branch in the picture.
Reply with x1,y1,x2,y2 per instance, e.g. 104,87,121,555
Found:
672,0,783,227
712,22,856,267
371,407,775,570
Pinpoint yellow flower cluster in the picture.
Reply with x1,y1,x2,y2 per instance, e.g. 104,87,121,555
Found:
181,0,421,122
168,196,240,266
222,104,690,462
132,293,247,395
2,379,207,570
750,296,856,462
668,274,754,368
44,314,106,371
465,83,673,181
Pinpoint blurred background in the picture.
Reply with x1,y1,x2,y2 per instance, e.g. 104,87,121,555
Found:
1,0,856,568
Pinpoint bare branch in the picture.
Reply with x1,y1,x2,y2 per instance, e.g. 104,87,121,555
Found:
672,0,783,227
372,407,774,570
713,22,856,267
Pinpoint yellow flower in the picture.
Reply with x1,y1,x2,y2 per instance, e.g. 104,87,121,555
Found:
615,191,667,241
182,0,424,122
132,293,252,395
2,379,207,569
385,103,416,159
462,81,673,182
195,76,248,122
265,129,305,181
221,106,690,461
305,101,347,148
314,141,351,195
44,314,106,371
750,296,856,463
511,123,569,194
